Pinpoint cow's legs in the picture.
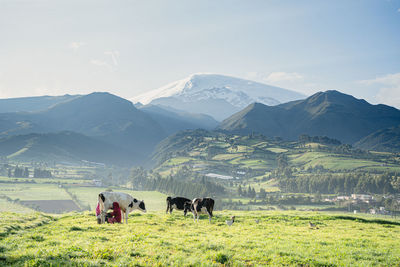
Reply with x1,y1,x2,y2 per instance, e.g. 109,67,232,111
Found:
125,211,128,224
192,212,196,222
121,210,125,223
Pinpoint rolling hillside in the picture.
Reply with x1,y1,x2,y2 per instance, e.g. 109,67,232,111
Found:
0,131,137,165
355,124,400,152
219,90,400,144
150,129,400,196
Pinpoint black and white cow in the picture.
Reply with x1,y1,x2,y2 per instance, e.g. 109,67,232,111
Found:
166,196,191,214
98,191,146,224
184,198,215,222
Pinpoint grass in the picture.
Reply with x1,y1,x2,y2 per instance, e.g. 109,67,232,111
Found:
289,152,389,171
267,147,288,153
1,211,400,266
212,153,241,161
163,157,193,166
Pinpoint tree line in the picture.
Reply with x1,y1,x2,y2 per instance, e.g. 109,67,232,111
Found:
130,167,225,199
7,166,52,178
278,172,400,194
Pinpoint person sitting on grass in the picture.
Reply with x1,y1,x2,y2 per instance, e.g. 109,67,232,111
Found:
95,202,117,224
107,202,122,224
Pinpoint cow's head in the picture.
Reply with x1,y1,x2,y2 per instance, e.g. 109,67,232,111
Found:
138,200,146,213
127,198,146,213
183,201,192,216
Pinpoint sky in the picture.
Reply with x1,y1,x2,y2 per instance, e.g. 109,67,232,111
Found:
0,0,400,108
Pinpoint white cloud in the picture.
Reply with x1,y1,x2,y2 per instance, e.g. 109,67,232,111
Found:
359,73,400,108
104,51,120,66
90,59,113,71
264,72,304,83
69,41,86,52
398,8,400,13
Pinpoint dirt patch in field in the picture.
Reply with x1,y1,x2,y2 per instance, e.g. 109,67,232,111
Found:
20,200,81,213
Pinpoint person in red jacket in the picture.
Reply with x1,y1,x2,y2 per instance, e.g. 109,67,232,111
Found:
107,202,122,224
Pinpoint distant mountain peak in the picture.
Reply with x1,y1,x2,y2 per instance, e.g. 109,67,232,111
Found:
131,73,305,121
132,73,304,105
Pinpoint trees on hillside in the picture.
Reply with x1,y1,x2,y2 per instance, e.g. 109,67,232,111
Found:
278,172,399,194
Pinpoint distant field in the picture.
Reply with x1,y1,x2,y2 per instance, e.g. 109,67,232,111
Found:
1,211,399,266
288,152,393,171
0,176,89,184
0,183,70,200
0,198,34,213
163,157,193,166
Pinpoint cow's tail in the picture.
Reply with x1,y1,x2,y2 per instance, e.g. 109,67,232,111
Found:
166,196,171,213
209,199,215,217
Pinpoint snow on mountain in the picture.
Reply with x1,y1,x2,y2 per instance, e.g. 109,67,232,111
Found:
131,73,306,121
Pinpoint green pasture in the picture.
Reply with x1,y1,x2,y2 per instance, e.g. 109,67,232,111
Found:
162,157,193,166
289,152,388,170
212,153,242,161
1,211,400,266
266,147,288,153
239,159,272,169
248,179,281,192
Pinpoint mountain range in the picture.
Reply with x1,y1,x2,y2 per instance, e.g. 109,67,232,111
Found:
0,92,221,165
219,90,400,144
132,73,305,121
1,74,400,166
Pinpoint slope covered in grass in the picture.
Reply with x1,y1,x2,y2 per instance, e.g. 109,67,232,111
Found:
1,211,399,266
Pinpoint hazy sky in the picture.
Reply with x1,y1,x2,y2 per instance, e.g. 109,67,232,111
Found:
1,0,400,107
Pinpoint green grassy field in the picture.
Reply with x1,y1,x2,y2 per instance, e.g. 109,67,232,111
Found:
1,211,399,266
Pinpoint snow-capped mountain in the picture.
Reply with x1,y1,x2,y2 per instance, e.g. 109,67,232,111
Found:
131,73,306,121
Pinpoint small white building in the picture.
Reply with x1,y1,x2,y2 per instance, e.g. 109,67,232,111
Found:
351,194,373,202
92,179,102,187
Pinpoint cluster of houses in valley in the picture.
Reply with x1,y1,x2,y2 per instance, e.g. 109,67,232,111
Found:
324,194,396,215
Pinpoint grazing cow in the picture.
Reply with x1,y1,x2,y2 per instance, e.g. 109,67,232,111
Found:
166,196,191,214
184,198,215,222
98,191,146,224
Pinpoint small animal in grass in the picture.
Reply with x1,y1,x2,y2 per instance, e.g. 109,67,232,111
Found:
255,219,260,224
308,221,319,229
226,216,235,226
